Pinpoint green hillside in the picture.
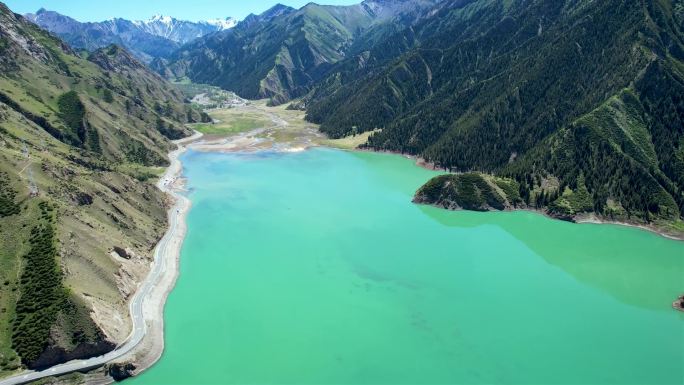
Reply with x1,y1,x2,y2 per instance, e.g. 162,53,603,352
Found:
0,2,198,374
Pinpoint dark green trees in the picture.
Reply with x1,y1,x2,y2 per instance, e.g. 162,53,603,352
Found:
11,203,64,366
57,91,85,145
57,91,101,152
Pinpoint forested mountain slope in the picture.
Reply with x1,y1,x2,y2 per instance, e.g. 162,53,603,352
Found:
155,0,439,104
306,0,684,229
0,2,197,374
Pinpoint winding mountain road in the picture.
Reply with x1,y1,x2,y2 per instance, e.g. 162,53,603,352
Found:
0,132,202,385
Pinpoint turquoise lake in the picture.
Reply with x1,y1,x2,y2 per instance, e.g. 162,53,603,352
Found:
132,148,684,385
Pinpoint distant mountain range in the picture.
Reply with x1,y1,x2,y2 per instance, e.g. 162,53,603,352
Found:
25,8,236,62
153,0,440,103
130,14,237,43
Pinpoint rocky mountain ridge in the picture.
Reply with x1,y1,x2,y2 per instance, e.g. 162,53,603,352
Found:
25,8,236,62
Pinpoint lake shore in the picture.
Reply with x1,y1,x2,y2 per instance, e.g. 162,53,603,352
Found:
114,128,314,381
573,213,684,241
113,131,203,377
108,114,326,381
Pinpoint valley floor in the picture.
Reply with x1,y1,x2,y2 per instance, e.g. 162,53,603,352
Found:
189,100,375,152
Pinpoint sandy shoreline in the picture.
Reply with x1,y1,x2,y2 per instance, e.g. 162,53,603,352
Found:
573,214,684,241
112,131,203,376
108,128,311,380
105,124,314,381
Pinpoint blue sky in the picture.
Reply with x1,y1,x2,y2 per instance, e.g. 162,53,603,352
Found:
5,0,361,22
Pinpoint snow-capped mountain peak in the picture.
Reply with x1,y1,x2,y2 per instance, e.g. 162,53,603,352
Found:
149,14,174,24
202,17,238,30
131,14,236,44
25,8,237,63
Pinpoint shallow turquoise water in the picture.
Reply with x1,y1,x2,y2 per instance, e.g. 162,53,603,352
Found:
133,148,684,385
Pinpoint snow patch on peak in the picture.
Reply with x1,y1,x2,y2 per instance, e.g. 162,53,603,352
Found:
149,14,174,24
129,14,237,44
150,14,173,24
202,17,237,30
